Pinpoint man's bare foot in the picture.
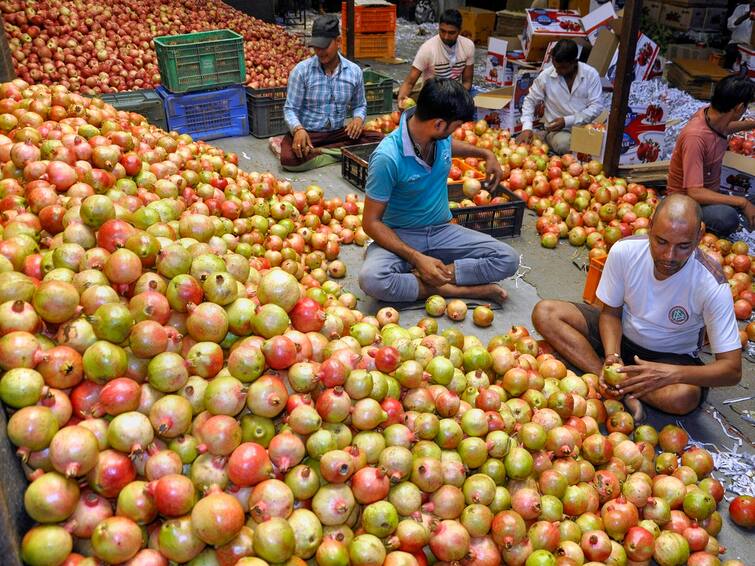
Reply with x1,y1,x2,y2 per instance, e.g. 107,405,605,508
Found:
480,284,508,305
624,396,645,423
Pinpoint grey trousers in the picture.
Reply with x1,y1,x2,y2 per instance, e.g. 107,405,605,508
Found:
358,223,519,302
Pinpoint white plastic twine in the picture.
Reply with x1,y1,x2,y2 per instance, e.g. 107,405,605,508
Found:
677,410,755,499
512,253,532,289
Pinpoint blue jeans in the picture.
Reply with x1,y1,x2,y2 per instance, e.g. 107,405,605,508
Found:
702,204,740,238
358,223,519,302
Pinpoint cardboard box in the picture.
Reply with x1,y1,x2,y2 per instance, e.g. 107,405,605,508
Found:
720,151,755,197
505,0,532,13
460,7,497,44
598,31,660,84
522,4,615,61
664,0,725,7
642,0,662,21
474,69,542,132
570,103,667,165
495,10,528,36
739,45,755,80
703,7,727,32
485,37,510,86
667,58,731,99
523,9,585,61
548,0,591,15
660,3,706,31
484,36,532,87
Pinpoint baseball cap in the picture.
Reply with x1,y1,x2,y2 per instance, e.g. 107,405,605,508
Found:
309,15,340,48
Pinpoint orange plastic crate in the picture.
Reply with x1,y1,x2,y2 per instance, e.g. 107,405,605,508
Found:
582,255,607,305
341,3,397,33
341,33,395,59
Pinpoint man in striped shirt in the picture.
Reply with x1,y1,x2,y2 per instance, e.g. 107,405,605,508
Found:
397,9,475,109
282,15,383,171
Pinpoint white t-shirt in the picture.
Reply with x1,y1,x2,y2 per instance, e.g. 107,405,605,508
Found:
412,35,476,82
728,3,752,46
596,237,740,356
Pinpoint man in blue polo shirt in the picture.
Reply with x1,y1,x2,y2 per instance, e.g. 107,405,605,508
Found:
358,78,519,304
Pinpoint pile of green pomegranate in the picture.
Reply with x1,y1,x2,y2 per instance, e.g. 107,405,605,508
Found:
0,77,747,566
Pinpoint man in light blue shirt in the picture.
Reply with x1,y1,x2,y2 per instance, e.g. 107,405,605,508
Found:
359,78,519,304
281,15,383,171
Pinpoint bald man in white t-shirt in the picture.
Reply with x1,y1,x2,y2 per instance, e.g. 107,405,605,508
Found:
532,194,742,420
398,9,475,109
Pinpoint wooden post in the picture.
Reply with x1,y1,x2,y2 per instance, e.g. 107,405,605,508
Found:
346,0,355,60
0,16,15,82
603,0,642,176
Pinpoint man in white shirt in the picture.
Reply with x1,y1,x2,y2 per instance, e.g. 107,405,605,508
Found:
725,2,754,70
516,39,603,155
397,9,475,108
532,194,742,420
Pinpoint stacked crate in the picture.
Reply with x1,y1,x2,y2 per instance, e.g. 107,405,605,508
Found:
341,2,397,59
154,29,249,140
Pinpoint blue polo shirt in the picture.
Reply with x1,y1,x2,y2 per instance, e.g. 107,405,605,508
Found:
365,110,453,229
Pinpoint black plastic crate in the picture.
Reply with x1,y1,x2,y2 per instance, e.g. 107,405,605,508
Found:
99,89,168,130
246,86,288,138
341,142,380,191
450,187,525,239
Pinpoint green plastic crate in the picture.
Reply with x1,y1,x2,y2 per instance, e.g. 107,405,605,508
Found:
154,29,246,93
363,69,394,116
99,89,167,130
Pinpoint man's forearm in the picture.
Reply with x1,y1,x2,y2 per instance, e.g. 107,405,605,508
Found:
688,186,747,208
599,311,623,363
398,80,414,101
363,219,422,266
728,119,755,134
668,356,741,388
451,140,493,161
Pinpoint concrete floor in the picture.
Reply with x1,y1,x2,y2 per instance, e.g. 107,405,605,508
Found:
209,13,755,558
211,130,755,560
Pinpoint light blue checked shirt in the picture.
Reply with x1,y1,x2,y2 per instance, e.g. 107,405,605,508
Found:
283,54,367,134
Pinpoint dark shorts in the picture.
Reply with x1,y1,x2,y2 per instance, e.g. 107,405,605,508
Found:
573,302,708,403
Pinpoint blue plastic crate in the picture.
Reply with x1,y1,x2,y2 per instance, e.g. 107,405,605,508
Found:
156,85,249,141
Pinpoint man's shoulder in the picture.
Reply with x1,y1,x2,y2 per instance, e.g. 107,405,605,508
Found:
579,62,601,80
457,36,476,54
692,248,728,286
340,55,363,75
610,235,649,258
368,134,402,170
291,56,315,75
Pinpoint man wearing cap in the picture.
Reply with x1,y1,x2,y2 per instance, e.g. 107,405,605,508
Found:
282,15,384,171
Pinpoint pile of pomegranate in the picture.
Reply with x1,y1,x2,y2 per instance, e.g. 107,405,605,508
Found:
445,121,658,253
698,235,755,322
364,113,400,136
1,0,310,94
728,134,754,157
0,77,749,566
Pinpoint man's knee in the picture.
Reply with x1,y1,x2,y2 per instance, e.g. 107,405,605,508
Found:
532,299,562,329
490,242,519,278
358,269,391,302
703,205,740,237
648,385,701,415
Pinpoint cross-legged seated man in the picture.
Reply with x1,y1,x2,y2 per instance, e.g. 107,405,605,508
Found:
281,15,383,172
532,194,742,420
358,78,519,304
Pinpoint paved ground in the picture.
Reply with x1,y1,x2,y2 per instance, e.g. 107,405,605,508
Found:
212,123,755,563
208,12,755,558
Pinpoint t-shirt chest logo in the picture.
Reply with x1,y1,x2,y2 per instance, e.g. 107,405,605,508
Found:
668,306,689,325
